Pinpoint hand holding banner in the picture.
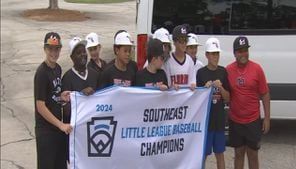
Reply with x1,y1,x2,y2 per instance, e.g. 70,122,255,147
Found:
70,86,212,169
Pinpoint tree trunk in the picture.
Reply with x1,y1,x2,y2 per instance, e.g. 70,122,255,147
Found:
48,0,59,10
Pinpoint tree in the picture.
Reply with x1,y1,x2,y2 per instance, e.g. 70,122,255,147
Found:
48,0,59,10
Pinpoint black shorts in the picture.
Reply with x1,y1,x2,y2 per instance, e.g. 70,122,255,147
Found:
35,127,67,169
229,118,262,150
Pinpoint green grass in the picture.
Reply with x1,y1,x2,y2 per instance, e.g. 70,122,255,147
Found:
65,0,134,4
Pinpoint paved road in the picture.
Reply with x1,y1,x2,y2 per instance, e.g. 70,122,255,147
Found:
1,0,295,168
1,0,135,168
206,119,296,169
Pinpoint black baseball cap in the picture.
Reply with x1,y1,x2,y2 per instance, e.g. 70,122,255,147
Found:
172,25,188,41
44,32,62,47
233,36,250,51
147,38,164,62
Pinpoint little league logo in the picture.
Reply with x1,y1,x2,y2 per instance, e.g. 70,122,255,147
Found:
87,117,117,157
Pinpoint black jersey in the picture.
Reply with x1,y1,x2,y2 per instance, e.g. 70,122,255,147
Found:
34,62,62,130
106,59,138,73
100,63,136,88
136,68,168,88
196,66,230,131
62,67,99,92
61,67,99,122
87,58,107,73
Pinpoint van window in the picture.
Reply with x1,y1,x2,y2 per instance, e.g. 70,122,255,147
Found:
152,0,296,35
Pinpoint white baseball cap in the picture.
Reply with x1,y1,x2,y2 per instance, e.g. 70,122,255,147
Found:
69,37,87,56
205,37,221,52
85,32,100,48
114,31,133,45
153,28,171,43
187,33,201,46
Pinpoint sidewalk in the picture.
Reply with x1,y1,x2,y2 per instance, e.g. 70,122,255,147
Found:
1,0,135,168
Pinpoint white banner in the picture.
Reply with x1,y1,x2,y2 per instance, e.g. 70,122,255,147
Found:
70,86,212,169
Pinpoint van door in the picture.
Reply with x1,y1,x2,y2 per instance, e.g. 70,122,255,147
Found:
137,0,296,119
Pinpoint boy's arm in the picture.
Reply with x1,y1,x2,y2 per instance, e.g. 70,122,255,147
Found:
221,69,231,103
61,73,72,103
163,62,172,88
219,83,230,103
36,101,72,134
213,79,230,103
189,59,196,90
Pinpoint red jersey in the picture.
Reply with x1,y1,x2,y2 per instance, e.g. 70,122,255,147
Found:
226,60,269,124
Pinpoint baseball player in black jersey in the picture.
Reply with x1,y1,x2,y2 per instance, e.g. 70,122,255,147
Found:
197,37,230,169
61,37,100,162
136,38,168,90
34,32,72,169
85,32,107,73
100,30,137,88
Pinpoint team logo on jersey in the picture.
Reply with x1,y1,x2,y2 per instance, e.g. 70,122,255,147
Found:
87,117,117,157
236,76,245,86
52,77,62,103
145,82,163,88
171,74,188,85
114,79,131,87
212,87,222,104
213,86,220,93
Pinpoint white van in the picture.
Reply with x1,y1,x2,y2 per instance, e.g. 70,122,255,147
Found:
136,0,296,119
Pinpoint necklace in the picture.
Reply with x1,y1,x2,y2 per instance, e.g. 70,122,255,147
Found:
236,64,248,87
